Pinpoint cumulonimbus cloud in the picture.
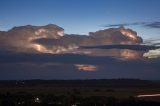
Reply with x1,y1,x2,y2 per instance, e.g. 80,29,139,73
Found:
1,24,160,59
0,24,160,80
0,24,143,55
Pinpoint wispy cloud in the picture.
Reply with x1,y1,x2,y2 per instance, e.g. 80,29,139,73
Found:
145,21,160,28
103,22,146,27
103,21,160,29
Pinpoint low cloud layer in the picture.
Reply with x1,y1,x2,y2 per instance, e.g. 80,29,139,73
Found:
0,53,160,80
80,45,159,51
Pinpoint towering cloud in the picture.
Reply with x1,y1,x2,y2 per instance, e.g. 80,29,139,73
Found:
0,24,160,79
0,24,144,56
89,26,142,44
0,24,64,53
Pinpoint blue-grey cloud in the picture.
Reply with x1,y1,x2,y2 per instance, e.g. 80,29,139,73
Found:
0,53,116,64
104,21,160,29
80,45,160,51
103,22,147,27
145,21,160,28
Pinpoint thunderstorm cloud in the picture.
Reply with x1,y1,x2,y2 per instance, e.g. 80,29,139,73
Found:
0,24,160,80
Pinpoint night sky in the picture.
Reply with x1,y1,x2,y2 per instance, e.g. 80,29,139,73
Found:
0,0,160,80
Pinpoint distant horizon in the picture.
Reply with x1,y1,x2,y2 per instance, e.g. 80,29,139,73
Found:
0,78,159,81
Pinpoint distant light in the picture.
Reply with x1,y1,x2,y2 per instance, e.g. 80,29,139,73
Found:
34,97,41,103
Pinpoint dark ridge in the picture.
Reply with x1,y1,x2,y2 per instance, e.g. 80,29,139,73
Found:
0,79,159,88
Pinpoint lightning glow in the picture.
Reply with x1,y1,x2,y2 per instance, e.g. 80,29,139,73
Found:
120,30,137,40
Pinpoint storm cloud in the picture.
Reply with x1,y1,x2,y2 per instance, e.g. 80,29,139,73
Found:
0,24,143,54
0,24,160,80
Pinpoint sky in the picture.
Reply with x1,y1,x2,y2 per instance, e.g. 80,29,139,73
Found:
0,0,160,39
0,0,160,80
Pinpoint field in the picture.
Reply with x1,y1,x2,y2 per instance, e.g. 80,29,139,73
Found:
0,79,160,106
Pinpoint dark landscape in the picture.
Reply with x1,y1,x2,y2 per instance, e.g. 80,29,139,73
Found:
0,79,160,106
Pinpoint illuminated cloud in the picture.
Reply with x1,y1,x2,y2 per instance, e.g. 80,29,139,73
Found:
142,39,160,58
0,23,160,62
0,24,66,53
80,45,160,59
0,24,143,55
143,49,160,58
89,26,142,44
1,24,160,60
74,64,97,71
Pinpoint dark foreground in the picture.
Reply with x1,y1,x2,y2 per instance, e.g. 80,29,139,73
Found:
0,79,160,106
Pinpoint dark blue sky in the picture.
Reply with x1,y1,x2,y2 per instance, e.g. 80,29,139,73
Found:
0,0,160,38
